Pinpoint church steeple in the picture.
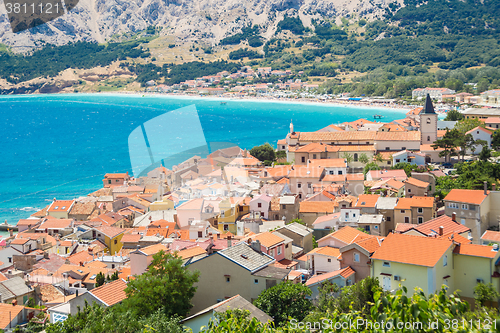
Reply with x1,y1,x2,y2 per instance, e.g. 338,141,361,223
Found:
422,94,436,114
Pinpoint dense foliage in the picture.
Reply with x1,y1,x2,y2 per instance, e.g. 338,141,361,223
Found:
249,143,276,165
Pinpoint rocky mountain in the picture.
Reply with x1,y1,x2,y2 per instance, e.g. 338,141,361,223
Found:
0,0,400,50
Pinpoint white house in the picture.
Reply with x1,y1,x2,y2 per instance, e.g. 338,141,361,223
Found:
465,126,492,154
392,150,426,166
306,246,342,275
312,212,341,230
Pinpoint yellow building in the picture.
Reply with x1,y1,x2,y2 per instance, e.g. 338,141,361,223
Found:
371,233,454,295
149,196,175,211
217,197,250,234
93,226,125,255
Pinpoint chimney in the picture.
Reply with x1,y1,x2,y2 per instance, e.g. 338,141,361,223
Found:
439,226,444,236
494,183,497,191
251,240,261,253
484,181,488,195
307,159,309,167
12,300,17,306
452,212,456,222
227,235,232,248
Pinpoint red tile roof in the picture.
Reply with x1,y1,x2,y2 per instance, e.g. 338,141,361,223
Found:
252,232,285,248
371,233,452,267
0,303,25,330
481,230,500,243
309,159,347,168
94,226,124,238
355,194,380,208
306,246,341,258
444,189,489,205
48,200,75,212
453,243,499,258
90,279,128,306
299,201,337,213
305,266,355,286
318,226,372,245
412,215,470,236
395,196,434,209
405,177,429,188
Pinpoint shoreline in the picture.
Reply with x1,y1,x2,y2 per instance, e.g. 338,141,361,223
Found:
0,91,426,114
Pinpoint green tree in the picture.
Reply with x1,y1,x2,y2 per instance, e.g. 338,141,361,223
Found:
492,131,500,151
444,109,464,121
432,129,461,163
123,251,199,318
363,162,380,175
312,235,318,249
290,218,304,225
95,272,105,287
276,150,286,159
250,143,276,163
454,118,485,135
359,153,369,165
474,282,500,307
200,310,274,333
479,146,491,161
373,153,384,163
341,152,353,164
253,281,312,326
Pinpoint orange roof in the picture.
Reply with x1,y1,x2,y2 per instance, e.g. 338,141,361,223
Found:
307,246,341,258
139,243,169,256
406,107,423,116
375,131,421,141
305,266,355,286
405,177,429,188
120,234,142,243
31,205,49,218
437,130,447,138
104,173,129,179
420,144,444,152
438,232,471,245
90,279,128,306
481,230,500,243
322,174,346,182
319,226,372,245
299,201,337,213
252,232,285,248
355,194,380,208
453,243,499,258
354,237,382,253
176,246,207,259
0,303,25,329
395,196,434,209
344,118,374,127
298,131,376,142
11,238,30,245
412,215,470,236
346,173,364,181
39,219,73,230
178,198,204,210
67,251,93,265
94,226,124,239
48,200,75,212
295,143,339,153
337,145,376,152
444,189,489,205
371,233,452,267
262,165,292,178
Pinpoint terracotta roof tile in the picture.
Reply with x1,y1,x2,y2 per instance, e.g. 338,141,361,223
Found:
309,159,347,168
67,251,94,265
453,243,499,258
39,219,73,230
94,226,125,238
395,197,434,209
318,226,372,245
412,215,470,236
48,200,75,212
139,243,169,256
295,143,339,153
481,230,500,243
0,303,24,329
298,131,376,142
354,237,382,253
306,246,341,257
252,232,285,248
405,177,429,188
444,189,489,205
305,266,355,286
90,279,128,306
176,246,207,259
375,131,421,141
355,194,380,208
371,233,452,267
299,201,337,213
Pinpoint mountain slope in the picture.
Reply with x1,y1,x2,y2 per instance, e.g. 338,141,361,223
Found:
0,0,400,49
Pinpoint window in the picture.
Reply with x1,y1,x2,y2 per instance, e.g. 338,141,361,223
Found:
461,218,465,225
254,279,259,284
405,217,409,223
461,204,468,210
383,261,391,267
408,188,411,193
386,147,390,151
257,202,262,208
327,258,331,262
224,224,229,231
365,225,370,232
427,136,430,141
354,153,358,162
297,183,302,188
354,253,360,262
353,213,356,217
307,183,312,189
349,142,352,145
301,157,305,163
366,142,369,145
114,239,117,245
402,147,406,150
226,277,230,282
277,246,281,255
443,255,448,267
427,118,431,124
448,202,459,209
417,207,423,213
8,257,12,263
374,225,379,229
198,231,203,238
345,212,349,219
116,179,120,182
396,159,400,163
338,170,343,175
298,194,302,199
330,170,334,175
285,244,289,248
111,264,115,269
418,217,423,224
313,154,317,159
270,249,274,257
400,210,405,213
108,180,112,184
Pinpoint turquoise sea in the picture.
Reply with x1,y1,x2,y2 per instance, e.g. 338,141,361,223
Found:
0,93,408,232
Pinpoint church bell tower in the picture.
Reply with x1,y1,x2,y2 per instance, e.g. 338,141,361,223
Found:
420,94,438,145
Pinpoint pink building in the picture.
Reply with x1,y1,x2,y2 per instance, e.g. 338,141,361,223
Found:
249,194,272,219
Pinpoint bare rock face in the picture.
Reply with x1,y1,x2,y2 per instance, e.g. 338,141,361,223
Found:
0,0,399,50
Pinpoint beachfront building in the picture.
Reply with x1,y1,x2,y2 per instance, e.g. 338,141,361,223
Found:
412,88,456,101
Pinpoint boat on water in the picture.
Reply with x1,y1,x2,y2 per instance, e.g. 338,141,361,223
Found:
220,101,227,105
373,114,383,119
